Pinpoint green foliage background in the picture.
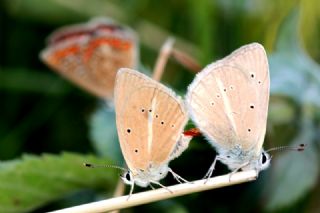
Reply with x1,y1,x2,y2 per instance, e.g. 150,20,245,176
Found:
1,0,320,212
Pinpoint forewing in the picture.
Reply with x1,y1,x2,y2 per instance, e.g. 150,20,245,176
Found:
40,37,102,96
186,43,269,153
84,33,138,99
115,68,188,171
40,20,138,99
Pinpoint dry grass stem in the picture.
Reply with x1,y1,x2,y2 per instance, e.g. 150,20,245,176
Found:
50,170,257,213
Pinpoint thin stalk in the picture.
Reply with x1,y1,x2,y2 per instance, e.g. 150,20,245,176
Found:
50,170,257,213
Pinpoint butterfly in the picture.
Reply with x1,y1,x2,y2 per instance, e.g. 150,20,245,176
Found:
40,17,138,100
114,68,192,197
186,43,271,179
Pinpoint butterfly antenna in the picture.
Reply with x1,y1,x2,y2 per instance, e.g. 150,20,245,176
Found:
266,143,306,153
83,163,127,172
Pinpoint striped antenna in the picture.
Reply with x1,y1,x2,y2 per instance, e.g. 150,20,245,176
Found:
83,163,127,171
266,144,306,153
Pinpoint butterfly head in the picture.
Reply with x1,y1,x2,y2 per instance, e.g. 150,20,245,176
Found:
257,150,271,171
120,164,170,187
120,170,134,186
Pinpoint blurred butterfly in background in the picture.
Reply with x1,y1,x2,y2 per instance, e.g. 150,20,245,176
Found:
40,17,138,100
186,43,272,179
114,68,193,197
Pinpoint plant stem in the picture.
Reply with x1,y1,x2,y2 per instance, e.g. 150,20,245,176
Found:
109,180,125,213
152,37,175,81
50,170,257,213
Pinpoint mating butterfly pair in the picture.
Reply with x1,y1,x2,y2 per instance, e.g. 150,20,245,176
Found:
113,43,270,196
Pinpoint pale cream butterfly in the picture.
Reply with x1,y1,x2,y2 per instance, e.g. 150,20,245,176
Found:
186,43,271,179
114,68,192,197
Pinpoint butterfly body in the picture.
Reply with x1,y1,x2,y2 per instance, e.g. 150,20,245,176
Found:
216,144,270,171
128,164,169,187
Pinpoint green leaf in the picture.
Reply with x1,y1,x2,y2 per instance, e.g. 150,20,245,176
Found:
4,0,88,23
89,105,123,164
269,8,320,107
268,97,296,125
0,153,118,212
139,199,188,213
0,68,72,96
300,0,320,61
264,8,320,211
188,0,215,63
265,114,319,210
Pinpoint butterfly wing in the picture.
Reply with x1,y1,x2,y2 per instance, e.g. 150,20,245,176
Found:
186,43,269,155
115,68,188,172
40,36,102,96
40,19,138,99
83,33,138,99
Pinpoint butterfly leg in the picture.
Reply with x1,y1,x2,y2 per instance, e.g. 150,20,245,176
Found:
149,183,156,190
228,162,250,182
168,168,190,184
126,183,135,201
254,169,260,179
203,156,221,183
150,180,173,193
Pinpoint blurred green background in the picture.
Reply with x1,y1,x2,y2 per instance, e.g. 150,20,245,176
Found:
1,0,320,212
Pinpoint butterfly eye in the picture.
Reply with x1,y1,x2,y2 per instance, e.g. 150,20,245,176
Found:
261,153,267,164
127,129,131,133
260,151,271,164
250,104,255,109
260,152,270,167
125,172,131,181
120,171,133,184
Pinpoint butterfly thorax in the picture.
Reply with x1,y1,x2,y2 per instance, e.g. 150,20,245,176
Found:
218,144,269,171
132,163,169,187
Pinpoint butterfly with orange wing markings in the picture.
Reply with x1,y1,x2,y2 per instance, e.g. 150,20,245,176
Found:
40,18,138,100
115,68,192,197
186,43,271,179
